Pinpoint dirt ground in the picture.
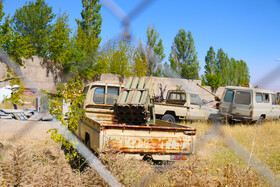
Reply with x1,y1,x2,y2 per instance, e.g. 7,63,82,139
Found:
0,119,60,153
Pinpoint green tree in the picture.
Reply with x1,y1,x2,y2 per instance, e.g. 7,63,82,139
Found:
169,29,200,79
0,0,4,23
145,25,165,76
72,0,102,80
216,48,230,86
237,60,250,85
107,39,134,77
12,0,55,57
0,0,34,65
229,57,238,85
202,46,222,91
49,11,72,72
215,48,250,86
131,40,148,77
76,0,102,40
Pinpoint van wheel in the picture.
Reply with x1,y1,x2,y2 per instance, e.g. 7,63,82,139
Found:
162,114,176,123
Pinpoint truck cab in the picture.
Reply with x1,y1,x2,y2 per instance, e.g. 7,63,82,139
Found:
155,90,218,123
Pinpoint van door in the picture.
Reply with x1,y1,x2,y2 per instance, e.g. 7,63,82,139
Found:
271,94,280,119
221,89,235,115
232,91,251,116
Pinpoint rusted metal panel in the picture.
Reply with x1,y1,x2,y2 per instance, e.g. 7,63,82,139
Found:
102,128,194,154
83,113,195,155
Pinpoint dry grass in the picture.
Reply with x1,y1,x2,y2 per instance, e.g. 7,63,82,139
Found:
0,145,264,187
1,120,279,186
221,121,280,178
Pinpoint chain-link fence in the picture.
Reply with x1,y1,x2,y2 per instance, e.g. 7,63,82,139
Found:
1,0,280,186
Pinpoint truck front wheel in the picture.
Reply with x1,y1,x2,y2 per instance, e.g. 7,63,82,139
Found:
162,114,176,123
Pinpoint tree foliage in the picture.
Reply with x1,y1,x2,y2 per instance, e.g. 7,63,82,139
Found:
144,25,165,76
2,67,25,106
0,1,35,65
202,46,222,91
12,0,55,57
49,11,72,71
72,0,102,80
131,40,148,77
45,78,86,160
169,29,200,79
203,47,250,88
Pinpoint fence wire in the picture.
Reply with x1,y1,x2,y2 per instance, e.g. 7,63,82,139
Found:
1,0,280,186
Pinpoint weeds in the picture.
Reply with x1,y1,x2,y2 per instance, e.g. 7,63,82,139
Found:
0,145,264,186
1,121,279,186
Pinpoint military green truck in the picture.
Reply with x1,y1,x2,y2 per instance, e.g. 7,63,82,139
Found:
154,90,219,123
76,77,196,161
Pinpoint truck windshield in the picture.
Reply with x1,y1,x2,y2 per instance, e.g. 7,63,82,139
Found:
235,91,251,105
93,86,105,104
107,87,119,105
224,90,234,102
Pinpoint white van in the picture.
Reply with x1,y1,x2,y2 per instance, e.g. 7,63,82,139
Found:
220,86,280,123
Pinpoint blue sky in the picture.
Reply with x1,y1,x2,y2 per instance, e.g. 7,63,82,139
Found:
3,0,280,91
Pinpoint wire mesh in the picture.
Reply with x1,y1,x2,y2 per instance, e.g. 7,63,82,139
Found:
0,0,280,186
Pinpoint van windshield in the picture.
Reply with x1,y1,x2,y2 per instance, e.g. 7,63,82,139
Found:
235,91,251,105
224,90,234,102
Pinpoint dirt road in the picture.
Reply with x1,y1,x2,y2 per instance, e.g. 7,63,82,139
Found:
0,119,60,152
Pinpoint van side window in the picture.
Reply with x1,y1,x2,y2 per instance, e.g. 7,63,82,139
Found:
271,94,277,105
224,90,234,102
235,91,251,105
107,87,119,105
263,93,269,103
93,86,105,104
256,93,263,103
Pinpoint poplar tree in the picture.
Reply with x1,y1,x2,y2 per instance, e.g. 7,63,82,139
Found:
237,60,250,85
72,0,102,80
49,11,72,72
169,29,200,79
202,46,222,92
145,25,165,76
216,48,230,86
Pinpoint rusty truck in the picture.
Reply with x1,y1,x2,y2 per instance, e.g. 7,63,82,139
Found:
76,77,196,161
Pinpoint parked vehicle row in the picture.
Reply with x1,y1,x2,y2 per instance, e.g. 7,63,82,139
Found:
75,77,280,160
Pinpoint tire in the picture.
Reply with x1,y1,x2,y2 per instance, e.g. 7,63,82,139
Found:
161,114,176,123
